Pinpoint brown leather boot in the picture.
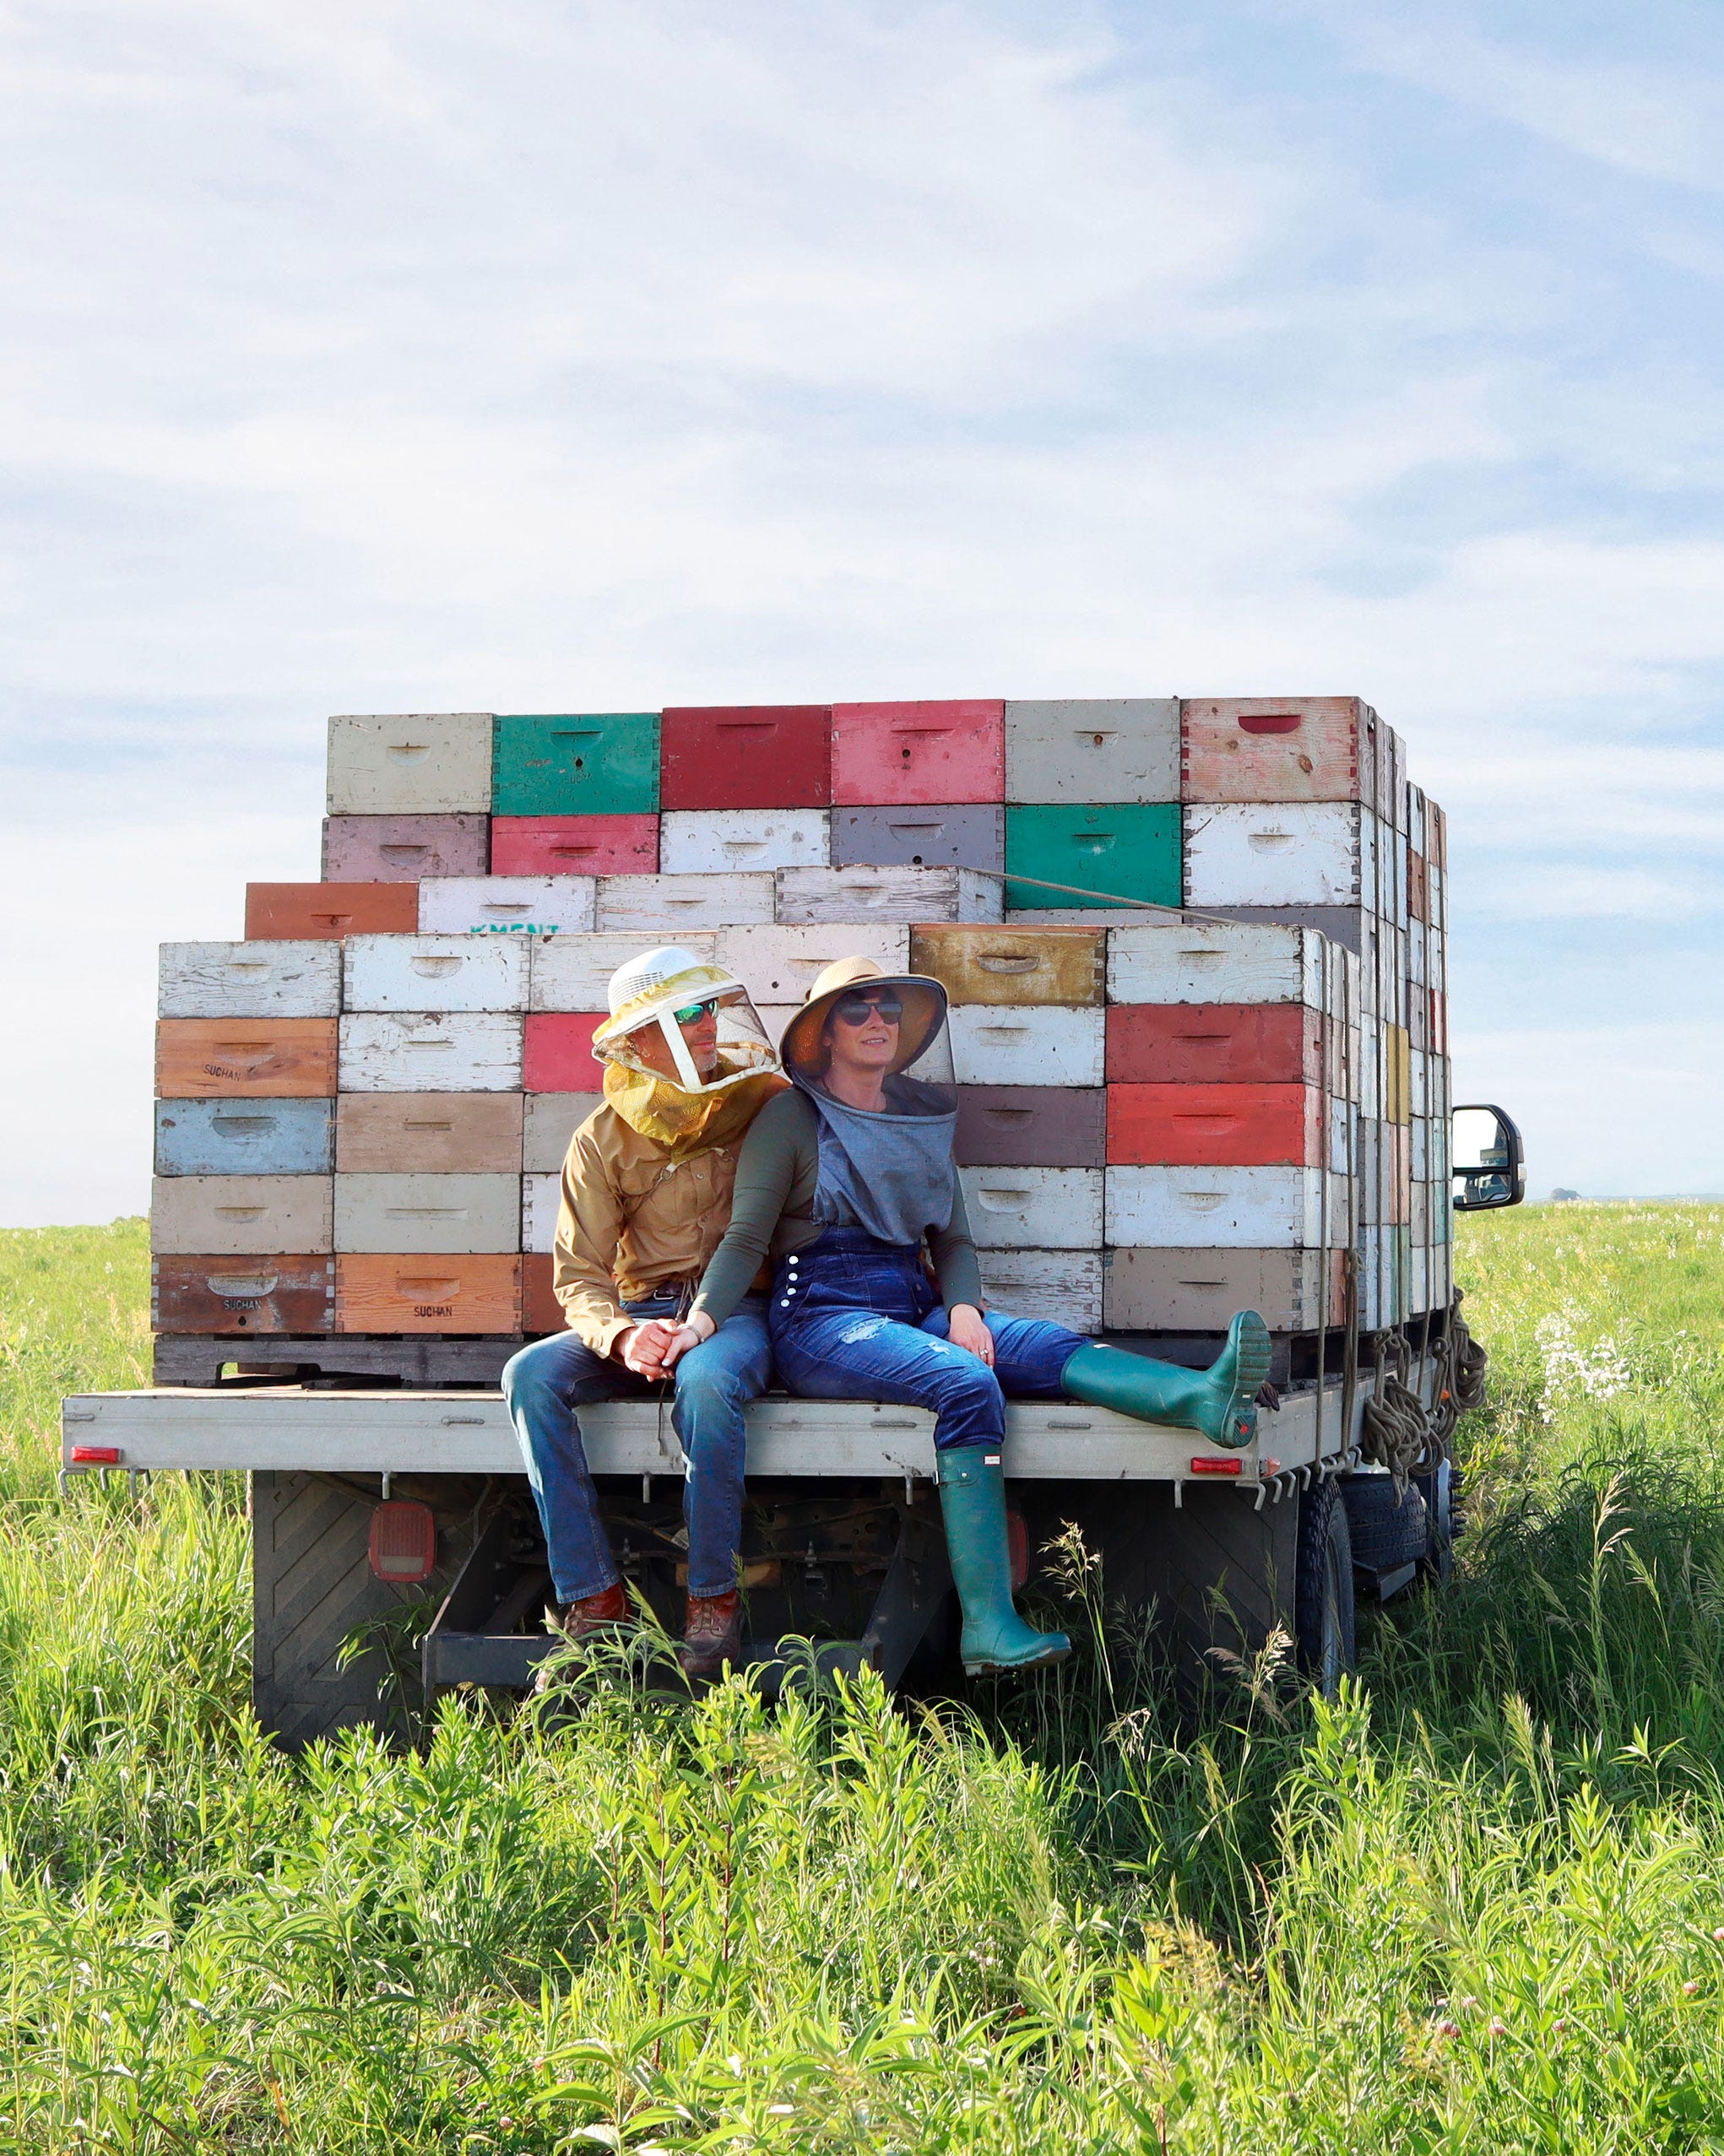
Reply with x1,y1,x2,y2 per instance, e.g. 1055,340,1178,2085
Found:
556,1580,632,1639
678,1590,743,1682
535,1580,632,1692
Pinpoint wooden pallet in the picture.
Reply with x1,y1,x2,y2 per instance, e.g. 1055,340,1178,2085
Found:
153,1333,540,1388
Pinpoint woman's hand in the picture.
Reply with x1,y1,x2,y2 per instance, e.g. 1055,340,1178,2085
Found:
659,1310,716,1371
946,1304,995,1368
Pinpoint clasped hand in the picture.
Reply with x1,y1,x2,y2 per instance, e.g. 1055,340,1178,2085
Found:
616,1317,707,1378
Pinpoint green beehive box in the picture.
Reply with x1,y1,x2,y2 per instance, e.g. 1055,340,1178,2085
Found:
493,712,660,815
1005,803,1181,910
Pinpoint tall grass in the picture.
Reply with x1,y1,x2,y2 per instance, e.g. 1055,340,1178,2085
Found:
2,1205,1723,2150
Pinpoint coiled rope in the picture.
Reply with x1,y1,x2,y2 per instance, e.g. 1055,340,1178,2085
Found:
1360,1293,1489,1490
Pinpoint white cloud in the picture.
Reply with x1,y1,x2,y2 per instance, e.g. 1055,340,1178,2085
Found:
2,0,1722,1219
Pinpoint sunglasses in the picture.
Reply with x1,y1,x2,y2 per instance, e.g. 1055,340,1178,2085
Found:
670,998,721,1026
833,992,903,1026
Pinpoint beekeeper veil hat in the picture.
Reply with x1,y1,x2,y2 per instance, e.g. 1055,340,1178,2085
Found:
591,945,778,1097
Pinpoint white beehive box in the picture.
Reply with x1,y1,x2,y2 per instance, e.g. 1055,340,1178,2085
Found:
326,713,494,814
333,1173,522,1254
338,1014,523,1092
523,1172,561,1253
159,942,342,1020
151,1174,333,1254
1183,803,1374,907
711,924,911,1004
343,934,529,1013
1107,920,1326,1006
948,1007,1105,1087
775,866,1003,924
659,810,831,875
1104,1166,1346,1249
418,878,597,936
532,931,718,1012
597,874,776,933
959,1167,1103,1249
977,1248,1104,1330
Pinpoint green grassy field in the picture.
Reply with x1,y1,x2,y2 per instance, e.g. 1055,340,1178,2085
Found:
3,1205,1724,2152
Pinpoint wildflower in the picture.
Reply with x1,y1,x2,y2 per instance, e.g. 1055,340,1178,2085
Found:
1683,1981,1700,1996
1712,1927,1724,1942
1489,2018,1509,2037
1434,2020,1461,2039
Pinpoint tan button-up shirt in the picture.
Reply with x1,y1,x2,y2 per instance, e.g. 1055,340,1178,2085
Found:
551,1105,750,1357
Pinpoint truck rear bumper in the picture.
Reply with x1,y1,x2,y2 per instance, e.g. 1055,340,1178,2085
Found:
61,1379,1378,1485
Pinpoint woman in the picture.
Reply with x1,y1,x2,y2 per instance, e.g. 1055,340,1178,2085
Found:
660,956,1272,1677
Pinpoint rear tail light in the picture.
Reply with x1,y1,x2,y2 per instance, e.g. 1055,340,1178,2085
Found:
70,1446,122,1465
368,1500,437,1583
1189,1456,1243,1476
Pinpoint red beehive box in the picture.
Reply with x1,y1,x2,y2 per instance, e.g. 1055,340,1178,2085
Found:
1106,1004,1323,1086
1106,1082,1322,1167
322,813,489,880
245,883,420,940
832,700,1005,806
152,1254,335,1335
660,707,832,810
523,1013,605,1092
1180,697,1375,805
491,815,659,877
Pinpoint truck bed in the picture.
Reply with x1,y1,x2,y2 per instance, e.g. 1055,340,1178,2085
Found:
62,1373,1377,1490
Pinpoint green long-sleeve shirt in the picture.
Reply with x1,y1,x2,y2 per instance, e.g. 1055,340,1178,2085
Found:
689,1087,984,1329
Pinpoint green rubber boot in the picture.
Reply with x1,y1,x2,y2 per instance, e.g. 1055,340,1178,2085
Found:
1061,1311,1272,1450
936,1448,1071,1677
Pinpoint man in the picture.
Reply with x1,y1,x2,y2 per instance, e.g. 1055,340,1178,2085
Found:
501,945,787,1679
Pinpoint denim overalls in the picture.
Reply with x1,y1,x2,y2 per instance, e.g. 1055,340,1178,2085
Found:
767,1226,1089,1451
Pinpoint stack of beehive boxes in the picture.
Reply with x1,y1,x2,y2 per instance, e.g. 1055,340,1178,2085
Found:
150,698,1447,1367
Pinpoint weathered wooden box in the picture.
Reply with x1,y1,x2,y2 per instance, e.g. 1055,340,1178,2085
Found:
159,941,341,1019
152,1174,333,1254
337,1014,523,1092
326,713,495,815
335,1094,523,1174
343,934,529,1013
155,1099,334,1178
1005,698,1179,804
333,1173,522,1254
156,1019,338,1098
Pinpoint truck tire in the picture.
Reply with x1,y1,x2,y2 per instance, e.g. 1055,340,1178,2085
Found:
1338,1472,1429,1572
1293,1477,1355,1697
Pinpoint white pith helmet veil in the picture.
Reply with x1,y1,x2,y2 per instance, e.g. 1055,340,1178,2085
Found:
591,945,778,1095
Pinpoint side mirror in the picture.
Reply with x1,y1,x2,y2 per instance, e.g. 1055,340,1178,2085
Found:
1451,1103,1526,1212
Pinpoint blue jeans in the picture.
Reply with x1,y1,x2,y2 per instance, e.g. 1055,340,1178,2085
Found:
768,1228,1088,1451
501,1293,772,1603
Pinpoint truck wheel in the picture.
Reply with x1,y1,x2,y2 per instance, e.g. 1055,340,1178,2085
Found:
1293,1478,1355,1698
1338,1472,1430,1572
1412,1457,1455,1584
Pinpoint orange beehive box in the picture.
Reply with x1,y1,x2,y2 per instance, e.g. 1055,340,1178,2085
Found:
521,1252,567,1335
245,882,419,940
334,1254,521,1334
1106,1082,1322,1167
156,1018,338,1097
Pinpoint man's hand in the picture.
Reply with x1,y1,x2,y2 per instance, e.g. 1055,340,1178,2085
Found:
615,1319,681,1378
946,1304,995,1368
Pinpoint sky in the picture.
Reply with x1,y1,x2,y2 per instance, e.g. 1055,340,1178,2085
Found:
3,0,1721,1222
